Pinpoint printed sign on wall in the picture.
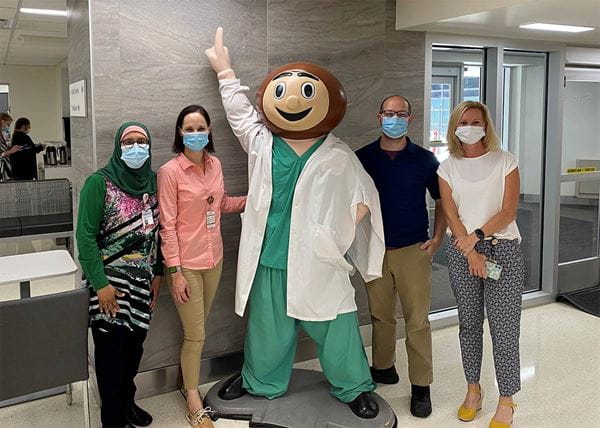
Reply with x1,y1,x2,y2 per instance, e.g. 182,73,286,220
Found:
69,79,87,117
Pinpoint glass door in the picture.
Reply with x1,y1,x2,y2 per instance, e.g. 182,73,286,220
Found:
430,75,455,162
558,70,600,293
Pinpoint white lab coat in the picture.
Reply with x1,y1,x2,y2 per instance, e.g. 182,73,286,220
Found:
219,79,385,321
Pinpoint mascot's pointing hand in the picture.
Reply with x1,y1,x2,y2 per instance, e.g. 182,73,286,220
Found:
205,27,236,79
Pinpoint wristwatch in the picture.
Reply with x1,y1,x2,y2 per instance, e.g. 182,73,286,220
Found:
474,228,485,242
168,266,181,275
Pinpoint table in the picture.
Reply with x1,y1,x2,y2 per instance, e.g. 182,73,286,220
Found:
0,249,78,298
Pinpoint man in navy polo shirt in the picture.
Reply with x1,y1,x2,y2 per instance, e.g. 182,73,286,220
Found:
356,95,446,418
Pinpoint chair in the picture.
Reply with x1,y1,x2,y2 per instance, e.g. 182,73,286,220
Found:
0,288,91,427
0,179,74,247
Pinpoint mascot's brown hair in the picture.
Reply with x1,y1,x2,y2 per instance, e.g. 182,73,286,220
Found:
256,62,347,139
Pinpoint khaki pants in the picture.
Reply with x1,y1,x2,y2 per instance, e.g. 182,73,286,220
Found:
169,261,223,390
366,243,433,386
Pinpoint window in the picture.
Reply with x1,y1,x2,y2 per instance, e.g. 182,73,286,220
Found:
501,50,547,292
430,79,452,144
429,47,485,163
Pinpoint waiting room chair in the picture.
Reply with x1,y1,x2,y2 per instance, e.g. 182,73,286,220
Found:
0,287,91,427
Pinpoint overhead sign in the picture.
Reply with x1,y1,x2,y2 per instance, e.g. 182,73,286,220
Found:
69,79,87,117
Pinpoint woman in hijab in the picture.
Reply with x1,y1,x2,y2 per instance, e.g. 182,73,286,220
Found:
76,122,163,428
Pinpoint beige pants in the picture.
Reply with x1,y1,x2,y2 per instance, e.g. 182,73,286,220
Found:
366,243,433,386
169,261,223,390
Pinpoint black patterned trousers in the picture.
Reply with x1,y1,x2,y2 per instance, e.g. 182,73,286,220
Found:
446,238,525,397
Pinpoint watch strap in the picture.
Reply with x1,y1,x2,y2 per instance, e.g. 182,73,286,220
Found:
474,228,485,241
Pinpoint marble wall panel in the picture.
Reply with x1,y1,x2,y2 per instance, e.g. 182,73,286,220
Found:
266,0,386,153
90,0,120,62
67,0,94,219
384,0,426,145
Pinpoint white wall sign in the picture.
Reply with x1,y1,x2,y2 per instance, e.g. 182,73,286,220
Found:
69,79,87,117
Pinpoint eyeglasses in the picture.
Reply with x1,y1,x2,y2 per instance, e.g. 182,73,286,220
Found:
380,110,411,118
121,139,149,148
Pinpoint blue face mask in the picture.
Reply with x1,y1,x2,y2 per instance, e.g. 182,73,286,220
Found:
381,117,409,139
121,143,149,169
183,131,209,152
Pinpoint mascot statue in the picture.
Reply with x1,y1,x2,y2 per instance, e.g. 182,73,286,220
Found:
205,27,385,419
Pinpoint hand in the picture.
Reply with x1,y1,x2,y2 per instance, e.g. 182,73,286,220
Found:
205,27,234,77
454,233,479,256
97,284,126,317
355,203,369,224
149,275,162,310
4,145,23,156
420,237,442,258
467,251,487,278
170,272,191,304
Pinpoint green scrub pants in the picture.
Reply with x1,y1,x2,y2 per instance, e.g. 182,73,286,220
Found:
241,264,376,403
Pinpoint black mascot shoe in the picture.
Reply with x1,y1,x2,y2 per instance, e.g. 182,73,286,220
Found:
370,365,400,384
218,372,248,400
128,403,153,426
348,391,379,419
410,384,432,418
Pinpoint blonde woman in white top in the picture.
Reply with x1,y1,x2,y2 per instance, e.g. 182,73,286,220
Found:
437,101,524,428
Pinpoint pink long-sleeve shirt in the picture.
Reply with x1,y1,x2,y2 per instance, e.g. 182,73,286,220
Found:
158,153,246,269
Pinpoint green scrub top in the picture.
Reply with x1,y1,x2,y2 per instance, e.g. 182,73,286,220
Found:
259,135,325,269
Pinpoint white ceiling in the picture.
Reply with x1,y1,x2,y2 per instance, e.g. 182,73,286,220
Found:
397,0,600,46
0,0,67,66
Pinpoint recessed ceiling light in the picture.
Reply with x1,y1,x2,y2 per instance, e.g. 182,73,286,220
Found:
520,23,595,33
20,8,67,17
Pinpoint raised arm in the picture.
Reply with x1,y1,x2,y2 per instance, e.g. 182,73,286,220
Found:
205,27,265,152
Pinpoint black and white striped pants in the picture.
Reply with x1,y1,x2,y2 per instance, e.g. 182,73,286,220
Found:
447,238,525,397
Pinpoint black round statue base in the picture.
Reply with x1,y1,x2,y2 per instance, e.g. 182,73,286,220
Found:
204,369,397,428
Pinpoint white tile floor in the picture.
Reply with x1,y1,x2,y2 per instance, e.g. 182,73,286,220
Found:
1,302,599,427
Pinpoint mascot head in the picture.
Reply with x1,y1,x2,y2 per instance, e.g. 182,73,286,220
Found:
256,62,347,139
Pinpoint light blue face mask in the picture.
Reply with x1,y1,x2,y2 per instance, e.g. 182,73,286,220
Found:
183,131,209,152
121,143,149,169
381,116,409,139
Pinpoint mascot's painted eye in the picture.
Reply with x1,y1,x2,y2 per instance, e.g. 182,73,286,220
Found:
274,82,286,99
301,82,315,99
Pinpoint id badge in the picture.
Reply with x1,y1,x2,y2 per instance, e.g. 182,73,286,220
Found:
485,259,502,280
142,207,155,233
206,210,216,229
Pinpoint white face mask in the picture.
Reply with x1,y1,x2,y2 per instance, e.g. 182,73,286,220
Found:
455,126,485,145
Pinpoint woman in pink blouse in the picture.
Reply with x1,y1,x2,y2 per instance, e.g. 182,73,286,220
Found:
158,105,245,428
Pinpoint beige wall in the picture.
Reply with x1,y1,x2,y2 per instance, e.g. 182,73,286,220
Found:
0,64,64,143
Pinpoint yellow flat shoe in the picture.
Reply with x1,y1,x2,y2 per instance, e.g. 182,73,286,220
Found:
457,385,484,422
489,402,516,428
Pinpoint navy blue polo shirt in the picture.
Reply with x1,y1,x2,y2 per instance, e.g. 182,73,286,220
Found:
356,137,440,249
